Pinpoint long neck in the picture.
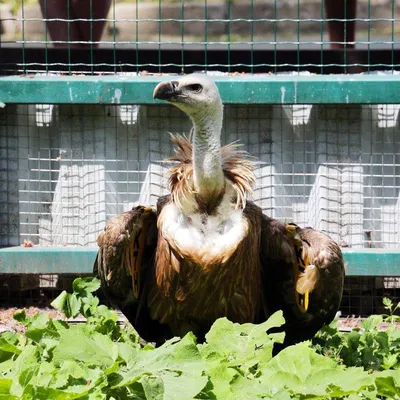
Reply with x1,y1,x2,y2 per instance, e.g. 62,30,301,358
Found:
191,105,225,201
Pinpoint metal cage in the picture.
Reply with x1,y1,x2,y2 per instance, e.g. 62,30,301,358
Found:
0,0,400,316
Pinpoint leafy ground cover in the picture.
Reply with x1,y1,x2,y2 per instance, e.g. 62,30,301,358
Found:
1,278,400,399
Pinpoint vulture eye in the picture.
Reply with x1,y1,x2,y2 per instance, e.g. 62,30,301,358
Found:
187,84,202,93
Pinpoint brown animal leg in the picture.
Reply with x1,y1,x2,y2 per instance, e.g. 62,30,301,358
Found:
39,0,81,48
325,0,356,49
39,0,111,48
71,0,111,47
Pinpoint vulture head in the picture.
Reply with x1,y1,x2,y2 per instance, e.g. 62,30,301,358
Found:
153,74,223,122
154,74,227,204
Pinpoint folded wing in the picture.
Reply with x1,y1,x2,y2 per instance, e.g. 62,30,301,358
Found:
94,205,169,342
260,217,345,350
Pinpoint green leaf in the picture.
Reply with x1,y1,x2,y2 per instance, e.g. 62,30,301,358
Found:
139,375,164,400
362,315,383,331
52,319,69,331
200,312,285,373
117,342,139,365
67,293,82,318
375,370,400,398
0,333,22,361
51,292,82,319
260,343,373,397
383,297,393,309
25,324,59,346
53,326,118,368
13,310,29,325
46,361,105,398
28,362,54,388
226,374,266,400
205,363,238,399
340,330,361,367
382,353,398,370
157,370,208,400
129,333,204,376
22,384,96,400
72,277,101,296
0,378,12,394
0,359,14,376
51,291,69,313
114,334,207,399
8,277,400,399
9,345,40,397
269,389,292,400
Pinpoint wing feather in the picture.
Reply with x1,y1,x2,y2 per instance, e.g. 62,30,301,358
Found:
94,205,158,315
259,217,345,350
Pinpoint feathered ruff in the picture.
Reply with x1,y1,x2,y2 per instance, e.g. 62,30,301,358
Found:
168,133,255,211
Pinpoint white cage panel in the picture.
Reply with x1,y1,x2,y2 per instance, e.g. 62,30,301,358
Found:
0,103,399,249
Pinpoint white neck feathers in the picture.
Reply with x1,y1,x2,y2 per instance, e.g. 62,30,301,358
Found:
191,105,225,199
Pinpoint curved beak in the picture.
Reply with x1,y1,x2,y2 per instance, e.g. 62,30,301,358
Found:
153,80,179,101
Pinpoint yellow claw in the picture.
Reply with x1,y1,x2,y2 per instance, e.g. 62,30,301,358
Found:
287,223,310,313
304,291,309,311
296,290,309,313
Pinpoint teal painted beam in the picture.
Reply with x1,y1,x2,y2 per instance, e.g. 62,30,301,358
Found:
0,247,97,275
0,247,399,276
0,75,400,105
343,249,400,276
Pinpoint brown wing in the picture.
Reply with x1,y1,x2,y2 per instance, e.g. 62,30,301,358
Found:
94,205,170,343
258,214,298,326
296,227,345,323
259,217,345,350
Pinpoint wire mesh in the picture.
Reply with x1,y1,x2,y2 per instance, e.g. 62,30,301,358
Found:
1,102,400,314
0,0,399,74
2,102,400,248
1,1,400,316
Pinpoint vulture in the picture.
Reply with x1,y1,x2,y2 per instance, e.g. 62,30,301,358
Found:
94,74,345,349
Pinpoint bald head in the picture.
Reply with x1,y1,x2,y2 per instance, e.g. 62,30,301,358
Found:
153,74,223,119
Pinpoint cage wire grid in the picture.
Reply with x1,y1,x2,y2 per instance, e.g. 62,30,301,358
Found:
1,0,400,315
0,0,399,74
1,102,400,314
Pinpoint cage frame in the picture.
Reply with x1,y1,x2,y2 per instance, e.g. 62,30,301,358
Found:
0,74,400,277
0,74,400,105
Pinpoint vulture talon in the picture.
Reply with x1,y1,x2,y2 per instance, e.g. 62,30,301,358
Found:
286,223,312,313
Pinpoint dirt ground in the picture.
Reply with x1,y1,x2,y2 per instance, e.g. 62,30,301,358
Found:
0,302,129,333
0,306,66,333
0,305,368,334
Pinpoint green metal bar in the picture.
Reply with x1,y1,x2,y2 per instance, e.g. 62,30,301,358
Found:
1,75,400,105
0,247,399,276
342,249,400,276
0,248,97,275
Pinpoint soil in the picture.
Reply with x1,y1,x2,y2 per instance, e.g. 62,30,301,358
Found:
0,305,380,335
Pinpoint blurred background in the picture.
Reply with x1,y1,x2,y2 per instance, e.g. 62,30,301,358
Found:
0,0,399,74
